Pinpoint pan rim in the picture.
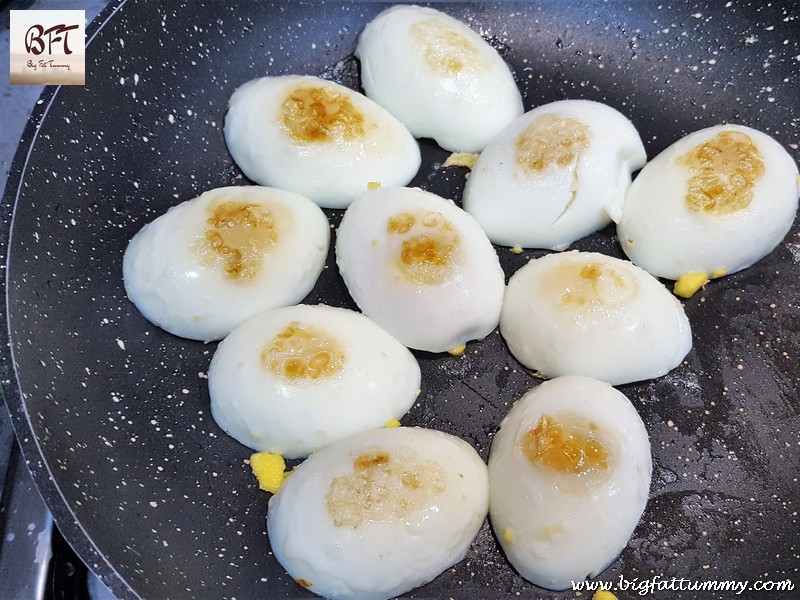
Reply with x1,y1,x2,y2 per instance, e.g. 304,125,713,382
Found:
1,1,139,598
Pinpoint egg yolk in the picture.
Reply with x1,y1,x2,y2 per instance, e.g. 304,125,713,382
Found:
249,452,288,494
281,84,367,143
197,200,279,282
387,211,462,284
411,17,487,74
443,151,480,169
543,260,638,312
262,321,346,381
673,271,709,298
679,130,765,215
325,447,447,528
520,414,610,475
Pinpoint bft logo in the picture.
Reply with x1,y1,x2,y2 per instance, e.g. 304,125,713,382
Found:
10,10,86,85
25,23,80,56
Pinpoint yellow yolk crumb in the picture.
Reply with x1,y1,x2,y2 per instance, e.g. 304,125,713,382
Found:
509,246,524,254
592,591,619,600
448,343,467,356
673,272,709,298
443,152,480,169
710,267,728,279
502,528,515,543
367,181,381,190
384,419,401,428
249,452,288,494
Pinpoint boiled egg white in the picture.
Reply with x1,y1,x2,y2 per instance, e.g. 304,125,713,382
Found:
488,376,652,591
123,186,329,341
335,186,505,353
356,4,523,152
462,100,647,249
208,304,421,458
268,426,489,600
500,251,691,385
617,124,800,280
224,75,421,208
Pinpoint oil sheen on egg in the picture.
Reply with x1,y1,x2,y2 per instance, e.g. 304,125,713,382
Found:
208,304,421,458
268,426,489,600
336,186,505,353
224,75,421,208
462,100,647,249
356,4,523,152
500,251,692,385
488,376,652,591
123,186,329,341
618,124,800,280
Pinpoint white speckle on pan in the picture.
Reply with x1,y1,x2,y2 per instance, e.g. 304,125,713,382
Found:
116,338,126,350
150,501,158,508
168,114,175,124
134,73,140,85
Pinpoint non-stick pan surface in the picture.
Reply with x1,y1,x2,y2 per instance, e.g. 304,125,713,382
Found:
2,1,798,598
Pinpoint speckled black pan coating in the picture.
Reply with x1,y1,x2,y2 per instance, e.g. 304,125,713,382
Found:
2,1,799,599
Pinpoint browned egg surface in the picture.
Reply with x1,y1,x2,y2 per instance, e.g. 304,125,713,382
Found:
386,211,461,284
411,17,486,74
520,413,610,475
261,321,346,381
281,84,366,143
679,130,765,215
325,447,447,528
196,200,279,282
516,113,591,175
542,259,638,311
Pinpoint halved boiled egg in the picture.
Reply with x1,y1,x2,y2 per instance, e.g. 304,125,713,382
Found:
208,304,421,458
488,376,652,591
335,187,505,353
618,124,800,280
356,4,523,152
123,186,329,341
268,426,489,600
224,75,421,208
462,100,647,249
500,251,691,385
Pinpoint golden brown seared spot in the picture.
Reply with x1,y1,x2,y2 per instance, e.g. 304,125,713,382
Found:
679,130,765,215
386,211,462,284
520,414,610,475
516,114,590,174
325,446,447,528
262,321,346,381
542,260,638,311
281,84,366,143
411,17,487,75
386,213,416,235
196,200,279,282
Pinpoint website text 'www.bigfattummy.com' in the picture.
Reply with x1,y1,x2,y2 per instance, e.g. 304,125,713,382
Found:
571,575,795,596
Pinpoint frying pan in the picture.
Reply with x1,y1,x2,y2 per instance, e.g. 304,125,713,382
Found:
2,1,798,598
